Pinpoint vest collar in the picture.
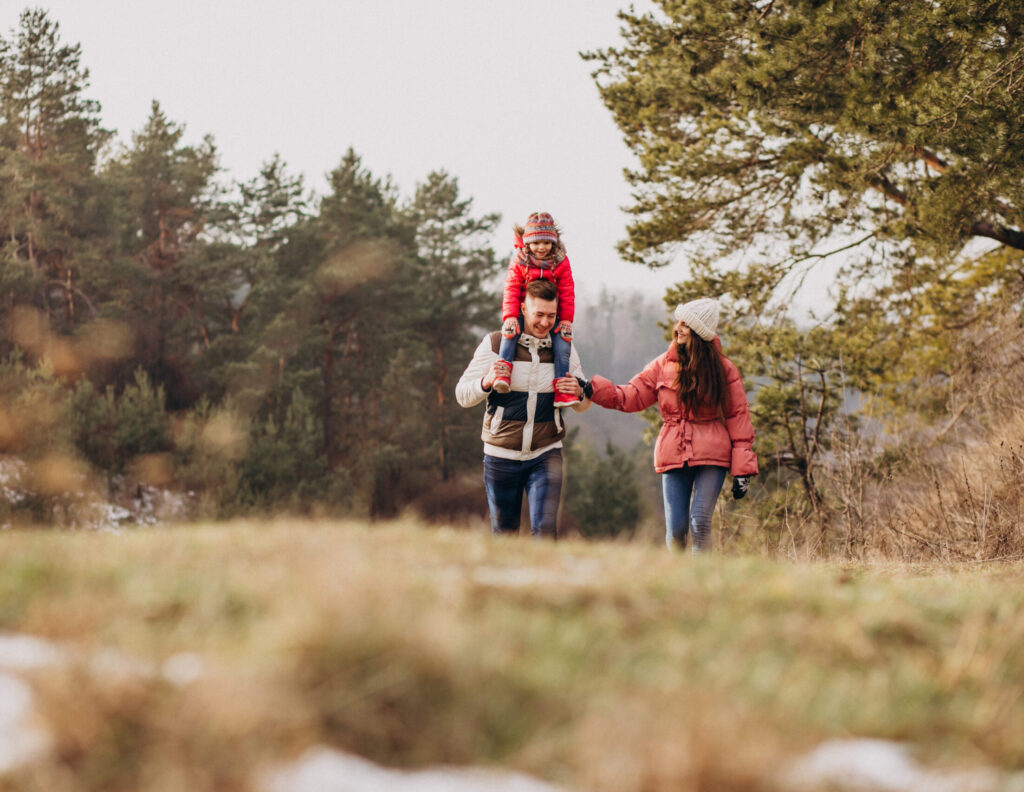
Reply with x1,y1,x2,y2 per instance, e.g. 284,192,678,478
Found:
519,333,552,350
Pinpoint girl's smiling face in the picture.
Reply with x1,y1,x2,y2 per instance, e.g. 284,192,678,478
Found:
527,240,553,259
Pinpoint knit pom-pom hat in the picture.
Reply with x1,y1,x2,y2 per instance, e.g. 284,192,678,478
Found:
521,212,559,244
674,298,720,341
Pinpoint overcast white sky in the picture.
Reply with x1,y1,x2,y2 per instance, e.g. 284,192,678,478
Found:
18,0,681,304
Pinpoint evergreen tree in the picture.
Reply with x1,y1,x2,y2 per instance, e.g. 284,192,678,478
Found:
587,0,1024,268
104,101,221,406
404,171,500,480
565,437,642,539
0,8,110,339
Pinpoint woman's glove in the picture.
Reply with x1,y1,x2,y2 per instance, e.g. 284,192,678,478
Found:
556,320,573,341
502,318,520,338
731,475,751,500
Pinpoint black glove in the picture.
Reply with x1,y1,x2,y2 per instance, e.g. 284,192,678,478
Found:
731,475,750,500
575,377,594,399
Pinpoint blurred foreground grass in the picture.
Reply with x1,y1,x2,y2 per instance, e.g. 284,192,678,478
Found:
1,520,1022,792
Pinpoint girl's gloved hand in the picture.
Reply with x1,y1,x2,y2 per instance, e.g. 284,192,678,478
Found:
502,318,520,338
556,320,573,341
732,475,751,500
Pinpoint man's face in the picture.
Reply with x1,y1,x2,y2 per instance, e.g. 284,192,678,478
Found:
521,295,558,338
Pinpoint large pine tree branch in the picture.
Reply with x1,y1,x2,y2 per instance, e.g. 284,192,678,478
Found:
968,220,1024,251
868,166,1024,252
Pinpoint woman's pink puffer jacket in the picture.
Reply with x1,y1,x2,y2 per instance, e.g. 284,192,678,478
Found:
589,339,758,476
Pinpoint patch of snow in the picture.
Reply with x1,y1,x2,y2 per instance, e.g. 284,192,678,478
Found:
781,739,1024,792
0,634,63,671
0,456,195,530
261,746,568,792
0,672,52,773
162,652,205,686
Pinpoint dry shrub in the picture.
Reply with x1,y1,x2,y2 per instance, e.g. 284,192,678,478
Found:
410,474,488,526
566,691,784,792
821,307,1024,561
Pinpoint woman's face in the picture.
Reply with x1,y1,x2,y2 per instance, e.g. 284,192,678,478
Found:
673,319,691,346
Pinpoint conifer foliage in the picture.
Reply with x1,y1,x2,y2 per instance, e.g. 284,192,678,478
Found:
589,1,1024,537
588,0,1024,266
0,10,503,523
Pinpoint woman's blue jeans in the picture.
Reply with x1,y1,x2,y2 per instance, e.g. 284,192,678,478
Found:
498,317,571,380
662,464,727,553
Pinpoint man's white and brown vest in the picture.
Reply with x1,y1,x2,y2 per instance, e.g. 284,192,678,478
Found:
481,331,567,455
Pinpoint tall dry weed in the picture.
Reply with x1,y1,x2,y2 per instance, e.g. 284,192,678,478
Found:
817,307,1024,561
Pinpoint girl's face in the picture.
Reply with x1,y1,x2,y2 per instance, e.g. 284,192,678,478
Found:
528,240,553,259
673,319,691,347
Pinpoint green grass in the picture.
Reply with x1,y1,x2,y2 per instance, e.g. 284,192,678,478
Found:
1,520,1022,792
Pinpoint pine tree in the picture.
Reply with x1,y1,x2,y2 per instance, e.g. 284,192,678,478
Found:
587,0,1024,268
0,8,110,337
105,101,220,406
404,171,500,480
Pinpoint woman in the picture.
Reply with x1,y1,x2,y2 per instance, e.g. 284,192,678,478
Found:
585,298,757,552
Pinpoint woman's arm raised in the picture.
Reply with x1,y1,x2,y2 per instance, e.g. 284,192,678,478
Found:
588,355,662,413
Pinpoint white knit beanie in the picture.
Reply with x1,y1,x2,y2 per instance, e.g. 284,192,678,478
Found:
674,298,720,341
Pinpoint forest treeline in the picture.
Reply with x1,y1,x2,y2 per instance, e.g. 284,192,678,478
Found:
0,9,504,522
5,4,1024,558
0,9,655,532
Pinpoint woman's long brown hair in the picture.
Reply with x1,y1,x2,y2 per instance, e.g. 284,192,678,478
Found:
676,335,729,416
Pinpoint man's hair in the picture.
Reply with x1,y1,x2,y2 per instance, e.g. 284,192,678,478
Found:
524,278,557,302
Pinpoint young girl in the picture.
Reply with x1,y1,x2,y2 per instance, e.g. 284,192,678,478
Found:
584,298,758,552
494,212,578,407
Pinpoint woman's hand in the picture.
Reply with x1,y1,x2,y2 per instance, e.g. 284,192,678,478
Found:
731,475,751,500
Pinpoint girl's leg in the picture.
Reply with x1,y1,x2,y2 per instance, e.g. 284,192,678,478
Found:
495,313,522,393
497,332,518,366
552,329,571,380
688,465,727,553
661,467,696,550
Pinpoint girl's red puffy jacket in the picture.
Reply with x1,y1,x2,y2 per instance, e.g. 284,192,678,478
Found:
501,250,575,322
589,339,758,476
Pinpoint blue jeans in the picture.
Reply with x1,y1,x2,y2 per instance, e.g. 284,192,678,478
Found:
498,315,571,380
662,465,727,553
483,449,563,538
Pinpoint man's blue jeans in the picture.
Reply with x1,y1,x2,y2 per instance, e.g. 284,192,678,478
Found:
662,464,727,552
483,449,563,537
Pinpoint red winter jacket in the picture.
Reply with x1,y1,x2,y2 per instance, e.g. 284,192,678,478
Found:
501,250,575,322
589,339,758,476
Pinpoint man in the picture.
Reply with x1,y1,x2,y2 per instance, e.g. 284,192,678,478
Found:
455,279,589,537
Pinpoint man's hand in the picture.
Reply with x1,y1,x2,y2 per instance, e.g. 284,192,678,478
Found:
556,320,573,341
502,318,520,339
731,475,751,500
482,359,511,391
554,376,583,399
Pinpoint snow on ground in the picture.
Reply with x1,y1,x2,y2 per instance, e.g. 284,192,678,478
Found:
260,747,568,792
781,738,1024,792
0,456,192,531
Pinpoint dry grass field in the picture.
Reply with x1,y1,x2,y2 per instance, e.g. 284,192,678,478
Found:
1,519,1022,791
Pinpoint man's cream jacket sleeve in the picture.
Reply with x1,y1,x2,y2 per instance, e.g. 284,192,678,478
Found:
455,334,495,408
